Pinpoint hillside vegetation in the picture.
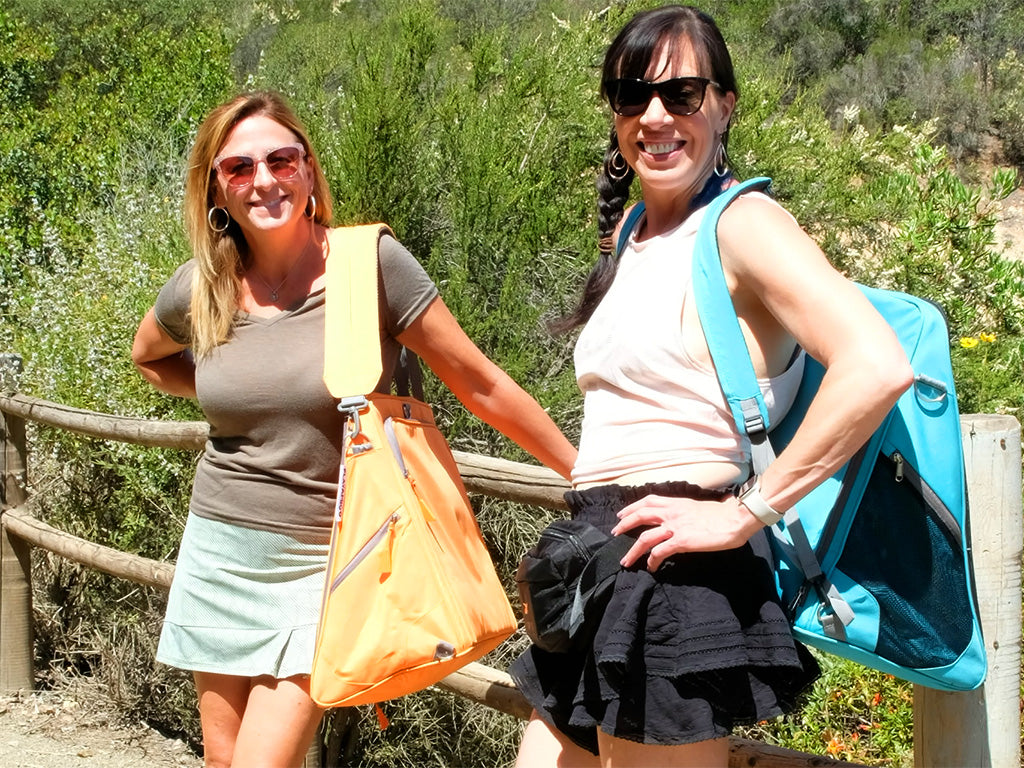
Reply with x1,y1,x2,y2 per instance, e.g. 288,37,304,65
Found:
1,0,1021,765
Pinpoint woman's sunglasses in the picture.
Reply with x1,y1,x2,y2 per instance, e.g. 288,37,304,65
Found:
604,76,719,117
213,143,306,188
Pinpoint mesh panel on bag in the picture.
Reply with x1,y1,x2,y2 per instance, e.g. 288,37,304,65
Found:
837,455,972,668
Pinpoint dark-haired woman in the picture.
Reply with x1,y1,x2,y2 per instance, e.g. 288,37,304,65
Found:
510,6,912,766
131,91,576,768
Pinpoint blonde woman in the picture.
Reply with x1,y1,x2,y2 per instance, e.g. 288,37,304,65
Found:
132,91,576,768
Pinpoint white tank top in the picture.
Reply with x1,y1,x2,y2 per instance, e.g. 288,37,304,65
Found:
571,193,805,488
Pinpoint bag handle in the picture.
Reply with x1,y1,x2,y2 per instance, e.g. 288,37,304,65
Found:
692,180,853,630
323,224,395,398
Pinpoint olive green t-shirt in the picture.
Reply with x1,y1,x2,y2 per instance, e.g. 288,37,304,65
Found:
153,234,439,536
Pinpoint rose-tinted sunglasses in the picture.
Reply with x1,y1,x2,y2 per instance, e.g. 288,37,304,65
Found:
213,143,306,188
604,76,719,117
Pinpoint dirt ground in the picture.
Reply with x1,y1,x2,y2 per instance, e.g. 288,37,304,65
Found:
0,683,203,768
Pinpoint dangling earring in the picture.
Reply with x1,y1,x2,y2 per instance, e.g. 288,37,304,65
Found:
607,148,630,182
305,195,317,220
207,206,230,233
713,141,729,177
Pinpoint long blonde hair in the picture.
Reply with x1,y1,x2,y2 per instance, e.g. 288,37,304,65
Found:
183,91,334,357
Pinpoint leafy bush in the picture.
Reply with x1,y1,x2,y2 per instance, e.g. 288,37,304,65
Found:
759,0,1024,167
0,0,232,338
993,50,1024,167
740,652,914,765
765,0,882,83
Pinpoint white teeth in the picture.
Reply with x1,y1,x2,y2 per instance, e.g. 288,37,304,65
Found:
645,142,680,155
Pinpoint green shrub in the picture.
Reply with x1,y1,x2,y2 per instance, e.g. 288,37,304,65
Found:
741,652,914,765
993,50,1024,168
0,0,232,337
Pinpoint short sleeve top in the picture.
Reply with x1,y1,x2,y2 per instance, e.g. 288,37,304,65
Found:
153,233,439,536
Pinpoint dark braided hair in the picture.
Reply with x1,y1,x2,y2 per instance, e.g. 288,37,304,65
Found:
550,127,634,335
554,5,737,332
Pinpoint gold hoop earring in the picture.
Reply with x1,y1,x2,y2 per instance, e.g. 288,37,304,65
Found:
207,206,230,233
305,195,317,220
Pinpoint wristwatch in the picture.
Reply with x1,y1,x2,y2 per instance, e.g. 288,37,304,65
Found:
738,476,784,526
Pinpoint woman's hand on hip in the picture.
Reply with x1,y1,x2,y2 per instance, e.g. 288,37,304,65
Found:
611,494,763,571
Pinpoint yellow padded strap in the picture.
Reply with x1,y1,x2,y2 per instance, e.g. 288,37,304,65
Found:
323,224,394,397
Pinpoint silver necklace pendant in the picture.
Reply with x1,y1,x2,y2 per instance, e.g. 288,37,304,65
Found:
252,232,316,303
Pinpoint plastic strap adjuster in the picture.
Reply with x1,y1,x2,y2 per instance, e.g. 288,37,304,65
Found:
338,396,369,438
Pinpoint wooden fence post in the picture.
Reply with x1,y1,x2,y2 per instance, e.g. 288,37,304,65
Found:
914,414,1022,767
1,353,34,694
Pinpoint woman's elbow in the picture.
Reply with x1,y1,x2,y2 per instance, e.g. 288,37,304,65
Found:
873,343,915,408
130,341,161,379
130,345,148,372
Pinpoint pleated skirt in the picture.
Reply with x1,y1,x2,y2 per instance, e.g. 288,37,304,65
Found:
509,481,819,755
157,513,330,679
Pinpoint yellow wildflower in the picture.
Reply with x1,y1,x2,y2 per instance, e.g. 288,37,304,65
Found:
959,337,980,348
979,332,997,343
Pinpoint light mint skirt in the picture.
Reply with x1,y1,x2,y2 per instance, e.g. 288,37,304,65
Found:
157,513,330,679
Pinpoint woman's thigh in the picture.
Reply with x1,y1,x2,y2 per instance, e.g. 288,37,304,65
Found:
230,675,323,768
516,714,601,768
194,671,250,768
596,730,730,768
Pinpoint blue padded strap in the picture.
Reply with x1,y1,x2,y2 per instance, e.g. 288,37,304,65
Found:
692,179,855,633
615,203,647,258
692,177,773,440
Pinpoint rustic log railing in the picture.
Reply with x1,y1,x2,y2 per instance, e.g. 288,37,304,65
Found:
2,367,1021,767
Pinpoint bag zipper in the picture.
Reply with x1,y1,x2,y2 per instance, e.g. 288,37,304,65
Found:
329,512,400,594
385,413,441,532
373,411,473,643
541,525,597,563
886,450,962,546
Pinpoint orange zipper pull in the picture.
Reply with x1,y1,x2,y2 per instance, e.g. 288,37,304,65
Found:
379,515,397,576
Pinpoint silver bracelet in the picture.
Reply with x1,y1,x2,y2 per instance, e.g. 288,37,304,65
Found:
738,476,784,526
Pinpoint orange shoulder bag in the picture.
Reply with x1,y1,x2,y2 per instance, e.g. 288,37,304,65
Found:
310,224,517,708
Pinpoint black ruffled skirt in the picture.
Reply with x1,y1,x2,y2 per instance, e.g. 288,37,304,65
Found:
509,481,819,755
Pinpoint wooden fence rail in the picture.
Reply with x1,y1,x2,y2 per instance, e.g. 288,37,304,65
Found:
2,378,1021,767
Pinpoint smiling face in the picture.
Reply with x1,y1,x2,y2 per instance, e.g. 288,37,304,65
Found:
211,114,313,241
613,39,735,211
